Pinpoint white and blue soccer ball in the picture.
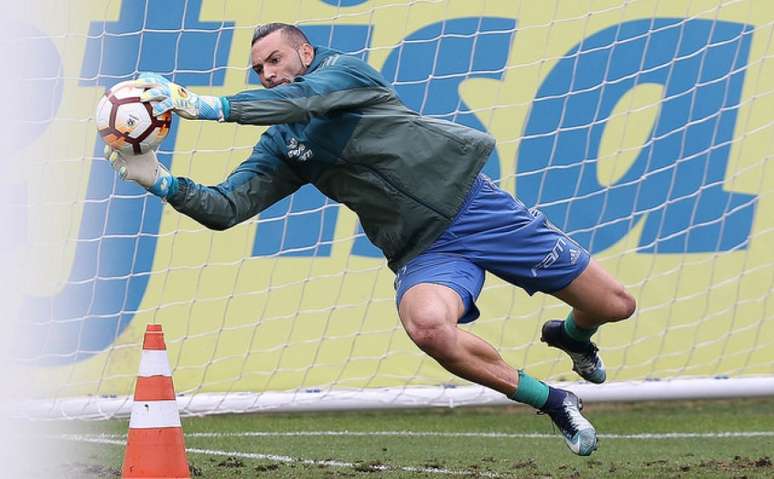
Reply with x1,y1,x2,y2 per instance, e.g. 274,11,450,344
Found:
95,80,172,154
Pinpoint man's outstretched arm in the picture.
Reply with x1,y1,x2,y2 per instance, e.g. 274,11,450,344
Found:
224,55,395,125
167,144,304,230
132,55,394,126
108,138,305,231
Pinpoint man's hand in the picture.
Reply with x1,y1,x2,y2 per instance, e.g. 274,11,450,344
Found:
105,146,177,198
131,72,225,121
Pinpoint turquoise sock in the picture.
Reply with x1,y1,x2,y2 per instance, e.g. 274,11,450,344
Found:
563,312,597,342
510,370,549,409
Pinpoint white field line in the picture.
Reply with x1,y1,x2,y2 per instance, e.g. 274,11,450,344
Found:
51,431,774,478
64,430,774,440
55,435,504,478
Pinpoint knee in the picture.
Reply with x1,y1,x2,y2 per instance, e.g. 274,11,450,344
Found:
402,309,456,358
609,288,636,322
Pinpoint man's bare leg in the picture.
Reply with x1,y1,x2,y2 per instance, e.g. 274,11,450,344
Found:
398,283,598,456
398,283,517,395
542,258,637,383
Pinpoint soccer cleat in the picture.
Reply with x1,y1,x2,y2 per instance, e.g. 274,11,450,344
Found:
540,390,598,456
541,320,607,384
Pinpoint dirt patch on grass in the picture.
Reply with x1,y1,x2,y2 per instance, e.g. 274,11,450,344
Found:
634,455,774,477
698,455,773,471
216,456,245,468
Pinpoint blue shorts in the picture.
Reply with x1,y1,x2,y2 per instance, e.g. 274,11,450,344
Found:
395,175,590,323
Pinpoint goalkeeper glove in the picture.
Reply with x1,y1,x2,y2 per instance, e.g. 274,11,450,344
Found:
104,146,177,198
130,72,226,121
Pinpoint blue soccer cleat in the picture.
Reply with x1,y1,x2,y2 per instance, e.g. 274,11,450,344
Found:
541,390,598,456
541,320,606,384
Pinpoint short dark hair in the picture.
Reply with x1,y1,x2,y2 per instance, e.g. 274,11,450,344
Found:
251,23,310,48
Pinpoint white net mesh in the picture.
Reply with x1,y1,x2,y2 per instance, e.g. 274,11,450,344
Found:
12,0,774,418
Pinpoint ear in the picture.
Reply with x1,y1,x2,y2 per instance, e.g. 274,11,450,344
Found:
300,43,314,67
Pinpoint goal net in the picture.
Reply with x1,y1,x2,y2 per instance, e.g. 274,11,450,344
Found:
11,0,774,419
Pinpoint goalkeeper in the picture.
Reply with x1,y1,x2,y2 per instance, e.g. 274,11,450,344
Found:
107,23,636,456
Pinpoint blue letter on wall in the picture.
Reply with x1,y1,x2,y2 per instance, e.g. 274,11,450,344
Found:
518,18,756,254
18,0,233,364
352,16,516,257
251,25,372,257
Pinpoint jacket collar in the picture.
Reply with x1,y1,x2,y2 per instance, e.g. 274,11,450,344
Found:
304,46,340,74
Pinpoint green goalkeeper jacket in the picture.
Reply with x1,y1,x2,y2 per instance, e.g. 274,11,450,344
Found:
167,46,495,272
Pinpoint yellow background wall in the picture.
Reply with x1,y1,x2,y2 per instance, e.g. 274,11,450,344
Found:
13,0,774,398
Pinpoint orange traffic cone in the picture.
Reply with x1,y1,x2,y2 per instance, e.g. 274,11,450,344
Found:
122,324,190,478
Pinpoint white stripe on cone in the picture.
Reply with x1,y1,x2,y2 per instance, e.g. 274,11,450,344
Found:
138,350,173,377
129,400,182,429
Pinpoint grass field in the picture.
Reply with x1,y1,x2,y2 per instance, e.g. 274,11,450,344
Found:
37,397,774,478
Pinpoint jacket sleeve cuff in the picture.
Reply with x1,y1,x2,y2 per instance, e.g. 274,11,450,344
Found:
166,177,187,206
220,96,232,122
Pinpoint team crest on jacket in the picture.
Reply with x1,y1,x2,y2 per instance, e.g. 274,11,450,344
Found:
287,137,314,161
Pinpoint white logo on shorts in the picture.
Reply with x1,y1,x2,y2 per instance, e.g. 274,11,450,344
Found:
394,266,407,291
569,248,580,265
531,238,567,277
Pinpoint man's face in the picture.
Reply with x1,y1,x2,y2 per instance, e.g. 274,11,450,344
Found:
251,30,314,89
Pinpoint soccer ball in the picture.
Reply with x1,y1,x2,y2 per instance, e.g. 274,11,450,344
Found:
95,80,172,154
